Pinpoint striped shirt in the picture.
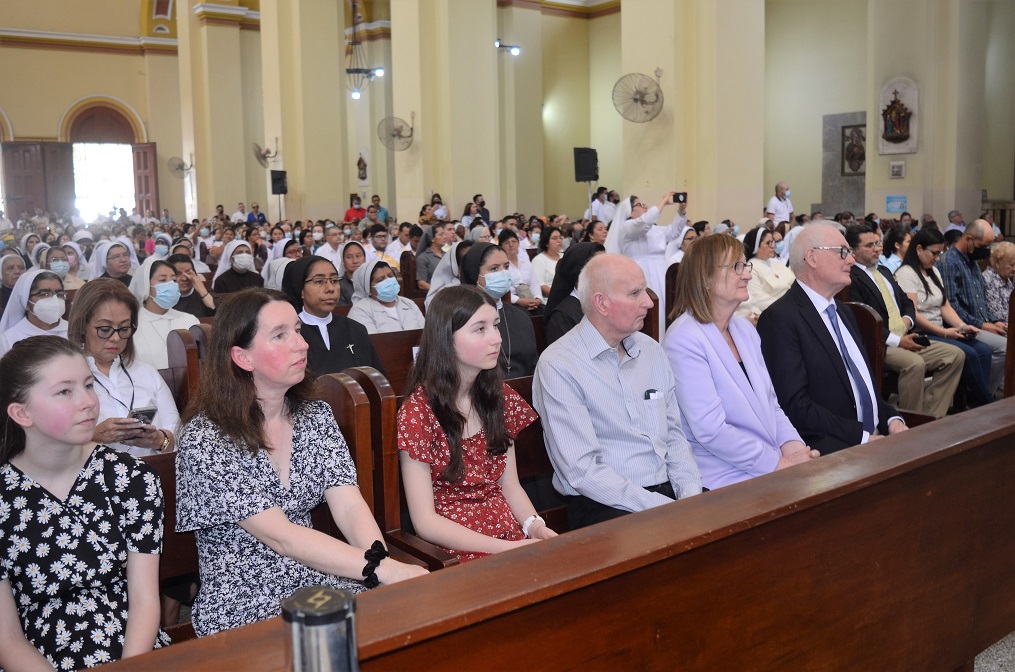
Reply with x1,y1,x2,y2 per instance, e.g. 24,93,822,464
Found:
939,246,996,326
533,317,702,512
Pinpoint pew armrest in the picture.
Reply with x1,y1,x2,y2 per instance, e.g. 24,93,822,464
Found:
899,410,936,428
384,530,460,571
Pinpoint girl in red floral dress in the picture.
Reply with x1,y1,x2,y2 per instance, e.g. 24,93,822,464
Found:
398,285,557,562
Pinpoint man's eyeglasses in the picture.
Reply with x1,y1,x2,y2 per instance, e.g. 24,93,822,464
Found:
304,276,341,287
92,324,136,340
30,290,68,301
812,246,852,260
720,261,753,275
856,241,883,249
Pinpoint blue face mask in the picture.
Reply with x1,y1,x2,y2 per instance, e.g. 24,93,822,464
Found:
480,270,513,299
284,232,294,240
774,241,786,255
732,225,740,235
50,260,70,277
199,227,210,237
785,189,792,198
155,244,170,257
152,281,181,309
373,276,400,302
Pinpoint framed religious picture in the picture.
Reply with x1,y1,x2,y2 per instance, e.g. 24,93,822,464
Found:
842,124,866,176
889,161,906,179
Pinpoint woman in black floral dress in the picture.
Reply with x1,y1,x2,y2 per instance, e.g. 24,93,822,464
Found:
0,336,168,670
175,288,426,637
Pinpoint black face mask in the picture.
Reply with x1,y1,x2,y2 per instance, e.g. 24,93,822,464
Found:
478,200,486,208
970,245,991,261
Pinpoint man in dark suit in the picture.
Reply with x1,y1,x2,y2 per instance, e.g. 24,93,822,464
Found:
757,224,908,454
845,224,963,418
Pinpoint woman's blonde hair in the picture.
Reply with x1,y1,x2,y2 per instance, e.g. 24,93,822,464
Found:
670,233,746,324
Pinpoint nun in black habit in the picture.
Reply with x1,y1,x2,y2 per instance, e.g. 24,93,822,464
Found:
542,242,605,346
459,242,538,378
280,255,385,376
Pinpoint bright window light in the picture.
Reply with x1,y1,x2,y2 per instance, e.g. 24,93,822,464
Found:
73,143,135,222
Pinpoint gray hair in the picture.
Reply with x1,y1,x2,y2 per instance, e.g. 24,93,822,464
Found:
578,254,617,314
788,223,840,275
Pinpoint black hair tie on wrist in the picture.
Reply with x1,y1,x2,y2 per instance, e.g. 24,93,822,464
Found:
362,540,389,588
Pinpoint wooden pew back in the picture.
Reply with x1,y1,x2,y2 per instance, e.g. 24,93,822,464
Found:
665,262,679,330
399,250,427,298
112,399,1015,671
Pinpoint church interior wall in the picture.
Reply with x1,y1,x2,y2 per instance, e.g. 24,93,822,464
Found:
764,0,868,216
588,11,623,210
983,0,1015,203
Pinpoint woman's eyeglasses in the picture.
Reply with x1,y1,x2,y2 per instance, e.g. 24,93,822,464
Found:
304,276,341,287
720,261,753,275
30,290,68,300
92,325,136,339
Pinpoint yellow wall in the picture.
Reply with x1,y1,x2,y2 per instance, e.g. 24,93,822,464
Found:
983,0,1015,202
541,13,590,218
588,12,622,202
0,0,139,36
765,0,867,215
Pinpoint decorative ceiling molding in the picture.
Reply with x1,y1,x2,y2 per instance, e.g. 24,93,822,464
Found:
192,3,260,29
0,28,177,56
496,0,620,18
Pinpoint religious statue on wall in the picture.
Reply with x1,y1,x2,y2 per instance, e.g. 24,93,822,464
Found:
357,153,368,181
878,77,918,155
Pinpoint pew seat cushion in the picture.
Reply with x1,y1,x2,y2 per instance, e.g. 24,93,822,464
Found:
397,385,538,563
175,401,367,637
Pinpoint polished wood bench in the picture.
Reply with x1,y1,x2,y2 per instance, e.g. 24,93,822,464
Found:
113,398,1015,670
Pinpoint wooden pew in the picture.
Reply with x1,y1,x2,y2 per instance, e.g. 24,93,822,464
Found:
504,376,567,533
61,288,76,321
399,250,427,299
643,287,660,342
165,328,201,411
343,366,458,570
369,328,422,398
665,261,679,330
112,399,1015,670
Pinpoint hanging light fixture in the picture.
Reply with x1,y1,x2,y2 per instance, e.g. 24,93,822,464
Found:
346,0,385,100
495,38,521,56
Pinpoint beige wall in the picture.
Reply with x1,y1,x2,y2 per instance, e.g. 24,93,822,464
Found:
765,0,867,215
0,0,139,36
588,12,622,203
983,0,1015,202
541,13,590,218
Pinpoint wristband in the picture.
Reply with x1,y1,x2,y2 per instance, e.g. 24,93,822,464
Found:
362,540,389,588
521,514,544,538
157,430,170,453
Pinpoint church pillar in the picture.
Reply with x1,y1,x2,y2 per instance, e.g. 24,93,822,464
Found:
620,0,765,227
176,1,250,221
390,0,501,223
259,0,348,223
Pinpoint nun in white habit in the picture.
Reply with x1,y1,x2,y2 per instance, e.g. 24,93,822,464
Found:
0,268,69,357
604,191,685,335
347,258,426,334
424,240,467,309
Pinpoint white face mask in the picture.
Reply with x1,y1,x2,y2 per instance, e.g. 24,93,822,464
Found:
232,253,255,271
31,296,65,325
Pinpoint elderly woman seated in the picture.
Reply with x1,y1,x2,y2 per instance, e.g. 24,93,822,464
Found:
735,227,796,324
664,233,817,490
347,259,425,333
983,241,1015,324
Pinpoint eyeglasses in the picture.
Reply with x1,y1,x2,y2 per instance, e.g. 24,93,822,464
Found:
924,249,944,258
106,253,130,262
857,241,883,249
719,261,753,275
30,290,68,300
812,246,852,260
304,276,341,287
92,324,136,339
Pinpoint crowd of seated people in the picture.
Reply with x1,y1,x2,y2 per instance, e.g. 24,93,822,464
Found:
0,195,1011,668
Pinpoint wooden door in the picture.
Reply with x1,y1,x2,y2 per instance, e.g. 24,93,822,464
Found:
133,142,159,217
1,142,46,217
43,142,75,215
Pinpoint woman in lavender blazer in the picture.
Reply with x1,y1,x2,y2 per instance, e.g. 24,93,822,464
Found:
663,234,819,490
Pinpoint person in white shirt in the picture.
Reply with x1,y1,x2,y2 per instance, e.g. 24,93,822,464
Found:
0,269,68,357
315,225,344,267
128,257,199,370
231,202,248,223
765,182,794,227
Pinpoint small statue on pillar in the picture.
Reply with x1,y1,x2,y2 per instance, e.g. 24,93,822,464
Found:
357,153,368,181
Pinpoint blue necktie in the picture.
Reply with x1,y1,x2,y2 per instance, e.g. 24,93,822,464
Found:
825,304,876,434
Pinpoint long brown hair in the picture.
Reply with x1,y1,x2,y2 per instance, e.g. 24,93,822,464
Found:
1,336,86,463
181,288,319,455
405,285,508,482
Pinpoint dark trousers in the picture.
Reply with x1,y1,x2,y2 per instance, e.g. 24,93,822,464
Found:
567,482,675,530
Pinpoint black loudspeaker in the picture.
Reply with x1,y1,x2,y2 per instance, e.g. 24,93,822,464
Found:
271,170,288,195
574,147,598,182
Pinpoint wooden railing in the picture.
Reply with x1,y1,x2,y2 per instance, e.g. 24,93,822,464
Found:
107,398,1015,671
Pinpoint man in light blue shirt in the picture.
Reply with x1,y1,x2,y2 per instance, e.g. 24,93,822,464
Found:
533,254,701,529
